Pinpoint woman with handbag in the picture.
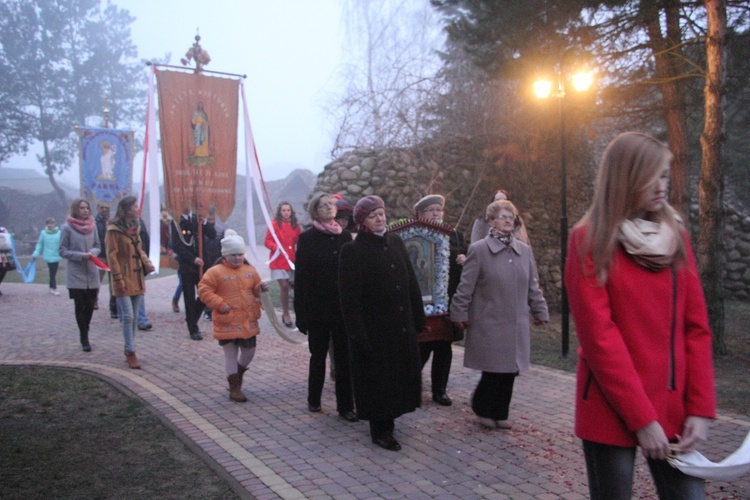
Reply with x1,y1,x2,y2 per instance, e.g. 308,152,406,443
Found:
59,199,101,351
565,132,715,499
105,196,154,369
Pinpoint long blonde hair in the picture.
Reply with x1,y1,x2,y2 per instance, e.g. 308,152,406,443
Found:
577,132,686,283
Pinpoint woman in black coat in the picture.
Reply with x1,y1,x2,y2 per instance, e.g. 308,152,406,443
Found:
294,192,356,422
339,195,426,451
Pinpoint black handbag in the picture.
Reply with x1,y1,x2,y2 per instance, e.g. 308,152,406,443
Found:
451,321,465,342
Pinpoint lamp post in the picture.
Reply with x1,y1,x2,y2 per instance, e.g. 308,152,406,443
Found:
534,67,592,357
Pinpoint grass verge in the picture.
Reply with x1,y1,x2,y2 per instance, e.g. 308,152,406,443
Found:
0,366,240,500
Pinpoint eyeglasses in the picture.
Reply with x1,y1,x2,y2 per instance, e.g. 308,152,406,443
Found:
488,214,514,222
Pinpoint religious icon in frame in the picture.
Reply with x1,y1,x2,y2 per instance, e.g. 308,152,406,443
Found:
390,219,453,316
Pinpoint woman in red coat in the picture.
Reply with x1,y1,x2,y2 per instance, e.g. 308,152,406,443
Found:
565,132,715,499
264,202,301,327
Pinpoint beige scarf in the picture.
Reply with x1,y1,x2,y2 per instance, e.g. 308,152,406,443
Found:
617,218,678,271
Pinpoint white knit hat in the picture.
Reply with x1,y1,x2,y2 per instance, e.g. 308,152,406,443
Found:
221,229,246,256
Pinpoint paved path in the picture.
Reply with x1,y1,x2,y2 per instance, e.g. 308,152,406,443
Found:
1,277,748,499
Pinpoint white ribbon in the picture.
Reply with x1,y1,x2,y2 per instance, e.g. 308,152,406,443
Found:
240,82,294,270
668,430,750,480
142,66,161,274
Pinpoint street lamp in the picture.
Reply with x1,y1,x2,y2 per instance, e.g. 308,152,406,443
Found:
534,67,593,357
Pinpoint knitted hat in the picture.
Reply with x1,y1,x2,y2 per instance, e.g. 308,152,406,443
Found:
353,196,385,226
413,194,445,214
220,229,246,256
335,196,353,215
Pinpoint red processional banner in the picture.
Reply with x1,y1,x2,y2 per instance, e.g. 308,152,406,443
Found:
155,70,239,220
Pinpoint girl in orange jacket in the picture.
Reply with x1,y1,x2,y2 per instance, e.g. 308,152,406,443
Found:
199,229,268,402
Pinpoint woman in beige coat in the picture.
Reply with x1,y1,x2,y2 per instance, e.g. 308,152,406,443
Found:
451,200,548,429
106,196,154,369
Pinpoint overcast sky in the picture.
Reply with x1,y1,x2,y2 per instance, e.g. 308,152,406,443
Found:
7,0,346,185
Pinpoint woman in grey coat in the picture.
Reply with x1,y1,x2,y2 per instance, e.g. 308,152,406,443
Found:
451,199,548,429
59,198,101,352
470,189,530,245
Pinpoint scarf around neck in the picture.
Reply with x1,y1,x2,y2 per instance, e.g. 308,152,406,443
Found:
66,215,95,235
618,218,678,272
116,219,140,236
489,228,513,246
313,219,342,235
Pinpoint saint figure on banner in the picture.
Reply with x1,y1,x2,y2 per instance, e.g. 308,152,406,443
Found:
191,101,210,157
97,142,116,181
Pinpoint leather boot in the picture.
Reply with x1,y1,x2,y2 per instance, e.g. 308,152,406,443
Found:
237,364,248,388
171,300,180,313
80,332,92,352
227,374,247,402
125,350,141,369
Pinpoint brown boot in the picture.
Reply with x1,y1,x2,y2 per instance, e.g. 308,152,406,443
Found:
171,300,180,313
125,350,141,369
237,364,248,388
227,373,247,402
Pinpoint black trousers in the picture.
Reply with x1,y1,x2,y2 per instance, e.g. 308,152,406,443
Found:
180,271,205,336
471,371,517,421
419,340,452,396
369,419,395,440
47,262,59,290
70,288,98,343
307,321,354,413
583,440,706,500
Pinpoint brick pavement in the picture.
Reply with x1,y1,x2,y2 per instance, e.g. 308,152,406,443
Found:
1,277,748,499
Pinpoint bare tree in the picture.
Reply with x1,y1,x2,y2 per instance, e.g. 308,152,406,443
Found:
327,0,445,157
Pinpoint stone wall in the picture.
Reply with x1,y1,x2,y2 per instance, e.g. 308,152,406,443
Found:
700,195,750,300
314,144,749,309
314,142,486,223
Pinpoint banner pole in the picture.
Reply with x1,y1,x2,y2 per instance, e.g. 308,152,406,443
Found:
145,61,246,79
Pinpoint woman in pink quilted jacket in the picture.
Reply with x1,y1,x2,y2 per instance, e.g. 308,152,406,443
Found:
199,229,268,402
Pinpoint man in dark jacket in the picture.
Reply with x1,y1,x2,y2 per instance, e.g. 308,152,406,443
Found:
95,203,117,318
136,219,152,331
171,209,216,340
201,211,223,321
